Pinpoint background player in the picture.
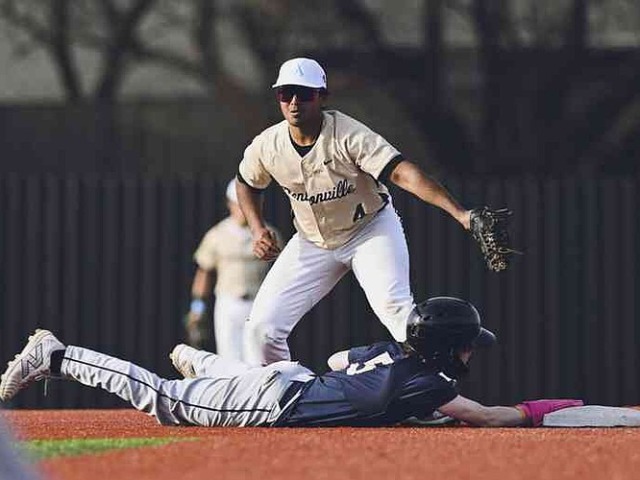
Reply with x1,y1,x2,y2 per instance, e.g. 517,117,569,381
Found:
184,179,282,359
0,297,581,428
236,57,481,366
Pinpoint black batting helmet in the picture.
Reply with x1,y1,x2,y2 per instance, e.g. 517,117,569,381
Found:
406,297,496,377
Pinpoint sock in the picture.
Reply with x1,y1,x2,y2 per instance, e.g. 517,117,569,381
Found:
50,349,66,375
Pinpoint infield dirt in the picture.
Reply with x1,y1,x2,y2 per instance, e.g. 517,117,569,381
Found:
4,409,640,480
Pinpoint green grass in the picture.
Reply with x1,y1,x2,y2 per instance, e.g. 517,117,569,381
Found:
21,437,190,460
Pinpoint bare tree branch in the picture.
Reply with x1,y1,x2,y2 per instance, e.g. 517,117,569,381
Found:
130,41,202,77
94,0,156,100
192,0,217,81
50,0,83,101
97,0,120,29
566,0,588,52
0,1,52,43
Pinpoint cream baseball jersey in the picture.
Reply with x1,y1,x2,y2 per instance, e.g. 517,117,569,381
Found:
194,218,279,298
238,110,402,249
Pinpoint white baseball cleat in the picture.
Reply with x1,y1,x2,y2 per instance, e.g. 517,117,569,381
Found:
0,329,65,402
169,344,198,379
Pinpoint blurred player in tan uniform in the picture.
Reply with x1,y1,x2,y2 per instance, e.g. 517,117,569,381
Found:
237,57,473,366
185,179,282,360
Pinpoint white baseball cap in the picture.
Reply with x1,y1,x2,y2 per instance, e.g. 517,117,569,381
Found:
272,58,327,89
226,179,238,204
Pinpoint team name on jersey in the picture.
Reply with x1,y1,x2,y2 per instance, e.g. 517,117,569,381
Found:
282,178,355,206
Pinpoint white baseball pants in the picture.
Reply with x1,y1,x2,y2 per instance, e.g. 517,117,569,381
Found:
244,204,417,366
213,294,253,361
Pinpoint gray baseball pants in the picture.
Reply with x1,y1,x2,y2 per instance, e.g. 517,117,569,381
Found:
61,346,313,427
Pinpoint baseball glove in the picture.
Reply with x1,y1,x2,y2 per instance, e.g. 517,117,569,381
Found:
469,207,520,272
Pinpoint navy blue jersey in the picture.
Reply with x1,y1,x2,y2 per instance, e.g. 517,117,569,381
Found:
275,341,458,427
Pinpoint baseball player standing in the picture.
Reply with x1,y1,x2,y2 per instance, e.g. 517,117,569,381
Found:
236,57,475,366
184,179,282,360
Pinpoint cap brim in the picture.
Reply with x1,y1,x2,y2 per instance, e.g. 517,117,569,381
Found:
272,81,326,89
473,327,496,348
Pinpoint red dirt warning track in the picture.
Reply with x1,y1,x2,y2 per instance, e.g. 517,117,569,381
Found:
4,409,640,480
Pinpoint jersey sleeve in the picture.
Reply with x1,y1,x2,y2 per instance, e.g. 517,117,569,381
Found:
347,345,374,364
390,369,459,423
238,136,273,190
344,118,402,179
347,341,404,364
193,228,219,271
428,374,459,408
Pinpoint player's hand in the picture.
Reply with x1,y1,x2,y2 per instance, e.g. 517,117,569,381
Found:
458,210,472,230
516,399,584,426
252,228,281,261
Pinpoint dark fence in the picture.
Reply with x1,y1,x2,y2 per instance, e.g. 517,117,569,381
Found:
0,174,638,409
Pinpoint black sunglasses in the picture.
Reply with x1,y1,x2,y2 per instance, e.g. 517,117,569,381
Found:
275,86,320,103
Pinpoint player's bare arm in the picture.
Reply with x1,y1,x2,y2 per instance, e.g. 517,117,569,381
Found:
438,395,525,427
235,179,266,233
189,268,213,318
235,180,281,261
192,268,213,300
388,160,471,230
184,267,213,347
438,395,583,427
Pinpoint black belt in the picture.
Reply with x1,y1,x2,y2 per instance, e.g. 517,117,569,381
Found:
278,381,306,409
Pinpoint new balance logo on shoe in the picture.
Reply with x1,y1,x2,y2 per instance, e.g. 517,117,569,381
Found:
1,329,65,402
21,343,43,378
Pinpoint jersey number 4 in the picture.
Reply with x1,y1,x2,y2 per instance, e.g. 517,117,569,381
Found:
352,193,389,223
352,203,366,223
346,352,394,375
